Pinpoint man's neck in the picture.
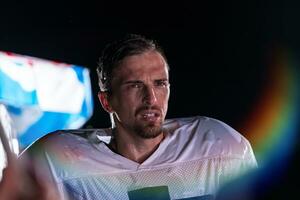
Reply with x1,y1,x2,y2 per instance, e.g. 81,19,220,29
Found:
110,129,165,164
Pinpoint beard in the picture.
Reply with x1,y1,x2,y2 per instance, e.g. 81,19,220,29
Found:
132,105,165,138
133,122,164,139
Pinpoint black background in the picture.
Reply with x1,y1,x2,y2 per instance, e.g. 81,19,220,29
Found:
0,0,294,132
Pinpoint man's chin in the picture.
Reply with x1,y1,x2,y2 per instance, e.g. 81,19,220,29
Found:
135,125,163,139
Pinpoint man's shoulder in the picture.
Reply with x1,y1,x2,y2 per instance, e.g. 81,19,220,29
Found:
21,129,110,155
165,116,254,159
168,116,245,139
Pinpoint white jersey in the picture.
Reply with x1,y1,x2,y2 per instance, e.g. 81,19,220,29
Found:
24,116,257,200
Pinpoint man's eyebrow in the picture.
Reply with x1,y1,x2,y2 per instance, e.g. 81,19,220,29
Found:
155,78,169,82
122,78,169,85
122,80,143,84
124,79,168,83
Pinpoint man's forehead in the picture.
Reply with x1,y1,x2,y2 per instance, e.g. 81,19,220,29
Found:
113,68,169,84
113,52,169,78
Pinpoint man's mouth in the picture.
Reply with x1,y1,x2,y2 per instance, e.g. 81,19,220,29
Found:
139,110,161,122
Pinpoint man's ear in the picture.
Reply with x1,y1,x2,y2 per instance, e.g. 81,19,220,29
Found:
98,91,113,113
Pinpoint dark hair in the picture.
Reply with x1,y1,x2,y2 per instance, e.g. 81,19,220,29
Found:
97,34,168,92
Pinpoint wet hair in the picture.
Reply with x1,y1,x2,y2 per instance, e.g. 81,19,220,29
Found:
97,34,168,92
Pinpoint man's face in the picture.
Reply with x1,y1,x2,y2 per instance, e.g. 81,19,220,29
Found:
108,50,170,138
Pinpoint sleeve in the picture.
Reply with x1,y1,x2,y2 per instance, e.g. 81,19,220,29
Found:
18,140,69,200
211,116,258,169
199,116,258,185
242,137,258,169
219,125,258,186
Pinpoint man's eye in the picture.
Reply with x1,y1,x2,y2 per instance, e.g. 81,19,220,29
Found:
130,83,142,88
155,81,169,87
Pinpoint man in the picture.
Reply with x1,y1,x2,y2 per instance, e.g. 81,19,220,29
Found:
21,34,257,200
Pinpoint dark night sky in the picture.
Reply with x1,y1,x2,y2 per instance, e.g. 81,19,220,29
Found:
0,0,291,132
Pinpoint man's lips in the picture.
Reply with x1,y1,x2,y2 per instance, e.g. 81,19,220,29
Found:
137,109,161,122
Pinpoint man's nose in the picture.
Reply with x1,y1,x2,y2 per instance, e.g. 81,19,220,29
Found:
142,86,157,105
